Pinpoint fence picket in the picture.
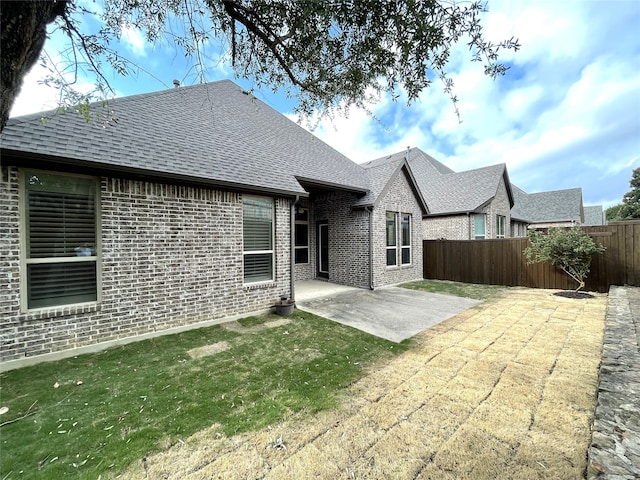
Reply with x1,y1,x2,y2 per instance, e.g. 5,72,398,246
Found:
423,221,640,292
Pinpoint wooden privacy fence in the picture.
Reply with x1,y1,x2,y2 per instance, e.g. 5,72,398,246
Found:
423,221,640,293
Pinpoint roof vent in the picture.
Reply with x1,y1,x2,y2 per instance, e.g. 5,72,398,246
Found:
173,79,180,88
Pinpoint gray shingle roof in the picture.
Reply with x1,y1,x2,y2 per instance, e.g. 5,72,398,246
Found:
1,80,370,197
354,156,428,213
583,205,605,226
510,186,584,223
363,147,512,215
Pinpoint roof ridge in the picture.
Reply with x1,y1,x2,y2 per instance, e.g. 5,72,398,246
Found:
6,79,238,124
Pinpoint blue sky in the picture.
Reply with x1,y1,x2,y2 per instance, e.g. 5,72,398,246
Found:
10,0,640,210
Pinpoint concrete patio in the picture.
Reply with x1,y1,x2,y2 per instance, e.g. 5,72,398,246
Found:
294,280,481,343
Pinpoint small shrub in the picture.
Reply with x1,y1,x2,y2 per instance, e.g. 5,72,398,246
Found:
523,227,605,292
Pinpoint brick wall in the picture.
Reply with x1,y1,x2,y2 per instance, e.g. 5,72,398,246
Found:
371,168,424,287
0,166,291,362
483,178,511,238
423,215,469,240
423,176,513,240
312,191,370,288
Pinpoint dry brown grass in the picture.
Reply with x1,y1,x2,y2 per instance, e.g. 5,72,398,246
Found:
119,288,607,480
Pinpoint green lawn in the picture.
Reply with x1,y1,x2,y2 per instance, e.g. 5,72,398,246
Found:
400,279,505,300
0,311,405,479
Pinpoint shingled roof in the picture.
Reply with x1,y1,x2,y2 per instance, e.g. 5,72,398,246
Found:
0,80,370,197
510,186,584,223
363,147,513,216
583,205,605,226
354,155,428,213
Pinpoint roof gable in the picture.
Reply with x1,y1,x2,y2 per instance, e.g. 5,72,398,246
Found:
356,156,428,214
365,147,513,215
1,80,370,197
511,186,584,223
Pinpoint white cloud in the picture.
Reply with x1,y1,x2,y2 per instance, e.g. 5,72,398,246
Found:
9,54,98,118
305,0,639,210
120,24,147,57
10,66,62,117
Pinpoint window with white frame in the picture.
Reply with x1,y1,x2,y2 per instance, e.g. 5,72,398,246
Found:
496,215,506,238
474,214,486,239
243,196,274,283
386,212,397,266
294,207,309,264
401,213,411,265
22,170,100,310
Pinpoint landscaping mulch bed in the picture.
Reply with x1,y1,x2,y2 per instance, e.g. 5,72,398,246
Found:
554,290,595,299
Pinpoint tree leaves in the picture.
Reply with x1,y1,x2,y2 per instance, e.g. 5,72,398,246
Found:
619,167,640,220
523,227,606,292
3,0,520,127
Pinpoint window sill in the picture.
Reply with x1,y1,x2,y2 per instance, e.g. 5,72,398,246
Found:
20,302,101,320
386,263,413,270
243,281,276,290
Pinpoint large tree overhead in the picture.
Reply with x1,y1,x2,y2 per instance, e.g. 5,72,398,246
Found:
619,167,640,220
1,0,67,131
0,0,519,131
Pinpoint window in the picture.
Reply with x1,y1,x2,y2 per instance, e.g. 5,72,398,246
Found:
474,214,486,239
386,212,397,266
496,215,506,238
22,170,99,310
294,207,309,264
243,196,274,283
401,213,411,265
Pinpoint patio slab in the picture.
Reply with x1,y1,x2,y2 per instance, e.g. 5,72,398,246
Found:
295,282,481,342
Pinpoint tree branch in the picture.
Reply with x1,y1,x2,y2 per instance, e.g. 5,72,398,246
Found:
59,10,114,95
221,0,318,93
0,401,38,428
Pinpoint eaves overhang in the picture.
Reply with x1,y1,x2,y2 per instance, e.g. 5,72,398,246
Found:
2,149,309,199
295,176,369,196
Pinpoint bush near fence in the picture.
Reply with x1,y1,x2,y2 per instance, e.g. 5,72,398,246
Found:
423,221,640,293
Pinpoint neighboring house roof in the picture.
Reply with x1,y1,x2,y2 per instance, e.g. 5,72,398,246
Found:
354,156,429,214
509,184,530,222
363,147,514,216
510,186,584,224
583,205,605,226
0,80,370,197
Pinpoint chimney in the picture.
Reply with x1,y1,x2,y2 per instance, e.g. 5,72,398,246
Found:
173,79,180,88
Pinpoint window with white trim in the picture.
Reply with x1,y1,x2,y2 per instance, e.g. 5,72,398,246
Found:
401,213,411,265
243,196,274,283
294,207,309,264
22,170,100,310
386,212,397,266
496,215,506,238
474,214,486,239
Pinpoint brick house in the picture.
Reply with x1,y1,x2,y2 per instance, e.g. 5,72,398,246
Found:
0,80,426,366
364,148,514,240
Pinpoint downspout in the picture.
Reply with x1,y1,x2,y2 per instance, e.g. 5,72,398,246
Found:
365,206,374,290
290,196,300,302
